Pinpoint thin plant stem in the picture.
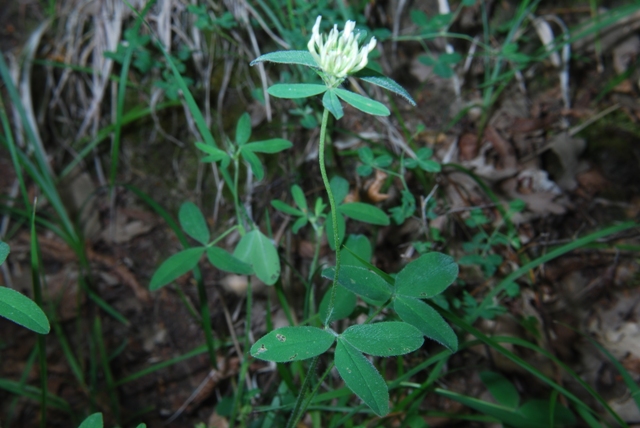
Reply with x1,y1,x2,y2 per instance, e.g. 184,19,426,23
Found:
305,360,335,406
286,107,338,427
285,355,320,428
94,316,120,423
230,279,252,428
233,158,245,234
195,272,218,370
317,108,341,326
303,227,323,321
30,202,46,428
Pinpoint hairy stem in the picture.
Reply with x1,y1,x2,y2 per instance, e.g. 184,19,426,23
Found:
318,108,341,326
286,108,339,427
303,227,323,321
233,158,245,234
285,355,320,428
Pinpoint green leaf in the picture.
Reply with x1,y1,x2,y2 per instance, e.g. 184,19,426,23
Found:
78,413,103,428
334,88,390,116
206,246,253,275
241,149,264,180
325,213,346,251
480,371,519,408
339,202,389,226
233,229,280,285
335,339,389,417
342,234,372,267
319,284,357,324
418,55,437,66
356,164,373,176
235,112,252,146
373,154,393,168
404,158,418,169
291,184,308,212
323,90,344,120
0,241,9,265
271,200,303,216
395,252,458,299
518,400,576,427
292,216,308,234
250,326,335,362
178,201,210,245
340,322,423,356
330,176,350,204
354,68,416,106
322,265,392,305
196,142,228,163
417,159,441,173
242,139,292,154
502,43,530,64
394,296,457,352
358,146,374,164
268,83,327,99
0,287,50,334
410,10,429,27
416,147,433,159
433,62,454,78
150,247,205,290
439,52,462,64
250,50,318,68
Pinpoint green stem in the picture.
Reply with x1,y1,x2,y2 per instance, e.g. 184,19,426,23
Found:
94,316,120,423
209,225,241,248
286,108,339,428
308,227,323,284
303,227,323,322
285,355,320,428
295,360,337,426
230,280,252,428
233,158,245,234
317,108,341,326
30,204,47,428
195,271,218,370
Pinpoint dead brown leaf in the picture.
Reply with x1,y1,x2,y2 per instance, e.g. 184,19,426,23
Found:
484,125,517,169
365,169,390,202
458,133,478,161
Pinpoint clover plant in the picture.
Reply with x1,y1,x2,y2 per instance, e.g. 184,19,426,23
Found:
250,16,460,423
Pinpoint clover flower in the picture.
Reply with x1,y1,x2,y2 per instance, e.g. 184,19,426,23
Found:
307,16,377,87
251,16,415,120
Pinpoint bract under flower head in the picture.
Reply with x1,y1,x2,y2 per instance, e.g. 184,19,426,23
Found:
307,16,377,87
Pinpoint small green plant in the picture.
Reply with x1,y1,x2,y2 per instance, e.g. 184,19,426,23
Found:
459,200,524,277
449,199,524,321
148,111,291,375
249,15,459,423
150,111,295,290
355,143,441,225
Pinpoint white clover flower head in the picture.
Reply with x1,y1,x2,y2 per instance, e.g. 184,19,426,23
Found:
308,15,377,87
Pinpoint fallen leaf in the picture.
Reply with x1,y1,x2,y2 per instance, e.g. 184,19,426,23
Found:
547,132,587,190
366,170,390,202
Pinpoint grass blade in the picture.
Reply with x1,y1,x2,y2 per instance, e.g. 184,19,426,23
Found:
30,202,48,427
94,316,120,423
